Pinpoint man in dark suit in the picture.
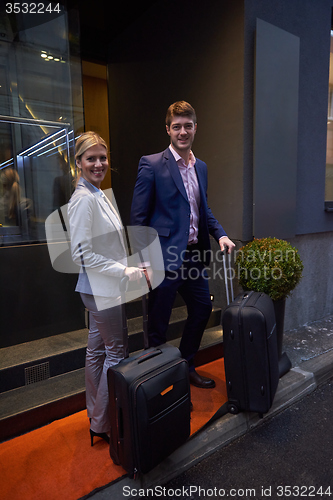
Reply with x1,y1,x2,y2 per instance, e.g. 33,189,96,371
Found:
130,101,235,388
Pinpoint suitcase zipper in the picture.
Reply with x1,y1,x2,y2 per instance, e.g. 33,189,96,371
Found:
237,293,252,411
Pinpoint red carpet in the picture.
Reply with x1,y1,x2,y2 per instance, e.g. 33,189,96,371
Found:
0,358,227,500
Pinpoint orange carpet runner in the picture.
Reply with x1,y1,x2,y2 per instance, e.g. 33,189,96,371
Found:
0,358,227,500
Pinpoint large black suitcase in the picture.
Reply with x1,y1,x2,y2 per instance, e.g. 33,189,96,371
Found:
107,276,191,478
222,290,280,416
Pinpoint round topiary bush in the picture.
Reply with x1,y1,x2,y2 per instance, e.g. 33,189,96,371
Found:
235,237,304,301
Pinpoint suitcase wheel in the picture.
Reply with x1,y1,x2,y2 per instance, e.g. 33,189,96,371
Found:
228,403,239,415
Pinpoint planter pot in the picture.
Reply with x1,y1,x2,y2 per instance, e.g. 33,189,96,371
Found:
273,298,292,377
273,298,286,359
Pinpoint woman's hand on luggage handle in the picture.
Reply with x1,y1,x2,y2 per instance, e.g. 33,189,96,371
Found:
219,236,236,254
124,266,143,281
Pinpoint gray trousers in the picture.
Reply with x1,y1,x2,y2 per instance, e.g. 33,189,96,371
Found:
80,293,128,434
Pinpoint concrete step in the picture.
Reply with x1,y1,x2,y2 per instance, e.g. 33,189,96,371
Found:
0,329,87,393
0,304,221,394
0,324,223,443
0,368,86,442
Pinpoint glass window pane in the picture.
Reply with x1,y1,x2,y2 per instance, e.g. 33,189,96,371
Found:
0,120,74,245
0,4,83,244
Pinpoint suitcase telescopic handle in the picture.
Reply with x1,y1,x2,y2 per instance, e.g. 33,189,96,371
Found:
120,275,130,292
119,273,147,292
119,276,130,357
221,249,234,306
119,273,149,350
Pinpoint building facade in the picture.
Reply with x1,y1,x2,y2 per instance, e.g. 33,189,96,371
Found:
1,0,333,350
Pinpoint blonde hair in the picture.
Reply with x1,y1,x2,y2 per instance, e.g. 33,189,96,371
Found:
1,168,21,219
75,131,108,162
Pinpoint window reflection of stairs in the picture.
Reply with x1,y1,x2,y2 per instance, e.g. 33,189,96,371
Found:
0,295,223,442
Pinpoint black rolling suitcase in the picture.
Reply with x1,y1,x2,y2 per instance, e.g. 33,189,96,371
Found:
219,251,279,416
107,276,191,478
197,253,280,431
222,290,279,416
220,250,280,416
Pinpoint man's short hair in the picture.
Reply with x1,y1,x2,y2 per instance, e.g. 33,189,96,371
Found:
165,101,197,127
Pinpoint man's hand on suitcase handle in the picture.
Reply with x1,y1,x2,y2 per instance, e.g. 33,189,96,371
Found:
219,236,236,254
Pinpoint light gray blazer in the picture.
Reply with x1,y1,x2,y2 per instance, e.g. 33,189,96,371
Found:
67,177,127,301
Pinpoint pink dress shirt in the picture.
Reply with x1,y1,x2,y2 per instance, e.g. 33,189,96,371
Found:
169,145,200,244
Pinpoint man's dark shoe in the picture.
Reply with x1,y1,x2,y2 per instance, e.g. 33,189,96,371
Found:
189,370,216,389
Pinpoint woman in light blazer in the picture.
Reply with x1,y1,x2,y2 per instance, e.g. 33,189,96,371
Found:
68,132,142,446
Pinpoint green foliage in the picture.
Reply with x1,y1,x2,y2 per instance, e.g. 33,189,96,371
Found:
235,237,304,301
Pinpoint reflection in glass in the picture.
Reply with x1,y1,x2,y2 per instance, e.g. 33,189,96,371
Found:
0,3,83,244
0,121,74,245
0,167,35,242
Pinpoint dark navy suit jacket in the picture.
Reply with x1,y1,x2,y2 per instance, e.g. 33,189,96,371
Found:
130,147,227,271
